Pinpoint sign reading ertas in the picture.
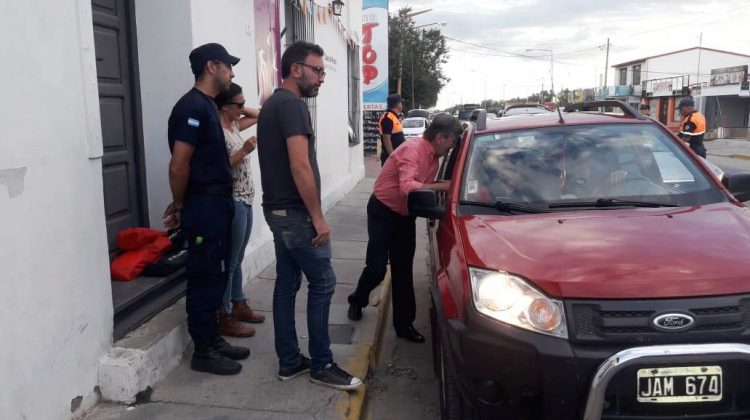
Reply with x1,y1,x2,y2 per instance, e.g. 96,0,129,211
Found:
362,0,389,111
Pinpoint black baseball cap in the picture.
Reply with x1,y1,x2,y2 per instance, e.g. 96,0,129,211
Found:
189,43,240,75
387,94,403,108
676,98,695,109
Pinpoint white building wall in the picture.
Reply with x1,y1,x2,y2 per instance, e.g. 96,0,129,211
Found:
134,0,194,229
645,50,750,85
0,1,113,419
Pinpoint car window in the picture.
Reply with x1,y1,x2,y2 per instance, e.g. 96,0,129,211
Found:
403,118,425,128
460,124,724,208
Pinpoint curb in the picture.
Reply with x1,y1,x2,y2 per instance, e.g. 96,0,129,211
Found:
335,268,393,420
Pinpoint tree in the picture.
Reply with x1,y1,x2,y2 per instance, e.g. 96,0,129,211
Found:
388,8,449,110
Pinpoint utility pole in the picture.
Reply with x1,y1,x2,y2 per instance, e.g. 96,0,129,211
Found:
410,46,415,109
603,38,610,88
696,32,703,87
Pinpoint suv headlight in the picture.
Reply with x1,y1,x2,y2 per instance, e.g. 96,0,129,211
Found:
470,267,568,339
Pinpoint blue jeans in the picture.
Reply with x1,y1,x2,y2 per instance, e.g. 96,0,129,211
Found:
264,209,336,373
223,200,252,312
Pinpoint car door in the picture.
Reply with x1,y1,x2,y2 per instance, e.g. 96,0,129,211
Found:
426,128,467,279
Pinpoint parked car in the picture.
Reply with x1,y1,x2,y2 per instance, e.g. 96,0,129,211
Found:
408,102,750,420
503,103,554,117
407,108,431,120
458,104,481,121
402,116,429,139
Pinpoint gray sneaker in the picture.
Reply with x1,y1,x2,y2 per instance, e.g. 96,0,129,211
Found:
278,355,311,381
310,363,362,391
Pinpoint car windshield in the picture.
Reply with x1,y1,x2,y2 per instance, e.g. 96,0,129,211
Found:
460,124,724,210
403,118,425,128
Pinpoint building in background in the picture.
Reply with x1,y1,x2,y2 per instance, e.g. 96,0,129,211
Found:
612,47,750,131
0,1,363,418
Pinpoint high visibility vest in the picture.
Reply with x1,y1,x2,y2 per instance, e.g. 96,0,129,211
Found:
378,111,403,136
679,111,706,139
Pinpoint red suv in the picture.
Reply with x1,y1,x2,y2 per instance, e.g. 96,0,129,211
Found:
408,101,750,420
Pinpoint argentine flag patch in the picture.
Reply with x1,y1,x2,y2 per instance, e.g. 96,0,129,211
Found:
187,118,200,128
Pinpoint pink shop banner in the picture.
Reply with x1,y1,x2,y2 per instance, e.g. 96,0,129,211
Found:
255,0,282,104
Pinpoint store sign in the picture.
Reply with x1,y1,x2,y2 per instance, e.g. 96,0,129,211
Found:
652,81,673,97
362,0,389,111
710,65,748,86
254,0,282,104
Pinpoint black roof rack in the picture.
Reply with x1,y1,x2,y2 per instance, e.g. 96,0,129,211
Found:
564,100,647,120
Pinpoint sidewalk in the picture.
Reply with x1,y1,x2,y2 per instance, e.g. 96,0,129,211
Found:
86,156,386,420
705,137,750,160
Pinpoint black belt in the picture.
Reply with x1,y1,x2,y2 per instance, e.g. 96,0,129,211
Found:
187,184,233,197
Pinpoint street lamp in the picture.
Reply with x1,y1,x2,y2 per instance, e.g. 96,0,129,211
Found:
330,0,344,16
397,9,432,96
527,48,554,103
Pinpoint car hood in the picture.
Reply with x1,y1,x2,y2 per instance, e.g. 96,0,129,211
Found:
458,203,750,299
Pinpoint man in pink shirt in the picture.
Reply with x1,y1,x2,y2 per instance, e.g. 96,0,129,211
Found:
347,114,463,342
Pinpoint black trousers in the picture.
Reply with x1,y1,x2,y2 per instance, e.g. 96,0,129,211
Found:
689,139,707,158
181,194,234,349
348,194,417,331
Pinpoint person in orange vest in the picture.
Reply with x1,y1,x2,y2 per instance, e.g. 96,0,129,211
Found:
676,98,707,158
378,94,406,166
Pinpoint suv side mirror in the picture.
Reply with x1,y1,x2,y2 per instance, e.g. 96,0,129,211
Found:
408,190,445,219
721,172,750,202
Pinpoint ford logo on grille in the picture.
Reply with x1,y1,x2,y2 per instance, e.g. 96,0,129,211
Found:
652,313,695,331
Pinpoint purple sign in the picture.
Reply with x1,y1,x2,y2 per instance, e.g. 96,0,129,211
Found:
254,0,282,104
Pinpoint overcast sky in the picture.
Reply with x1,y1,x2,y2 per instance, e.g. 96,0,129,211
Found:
388,0,750,109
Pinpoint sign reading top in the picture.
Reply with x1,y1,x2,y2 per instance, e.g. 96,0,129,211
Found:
710,65,748,86
362,0,389,111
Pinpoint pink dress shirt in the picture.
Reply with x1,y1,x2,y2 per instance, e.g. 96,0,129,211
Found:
373,137,439,216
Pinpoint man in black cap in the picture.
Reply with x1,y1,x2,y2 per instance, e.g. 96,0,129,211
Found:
676,98,707,158
378,94,406,166
163,43,250,375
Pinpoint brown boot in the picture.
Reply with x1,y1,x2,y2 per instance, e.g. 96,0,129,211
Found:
232,299,266,323
218,310,255,337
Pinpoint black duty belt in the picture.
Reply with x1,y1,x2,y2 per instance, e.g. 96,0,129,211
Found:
187,184,233,197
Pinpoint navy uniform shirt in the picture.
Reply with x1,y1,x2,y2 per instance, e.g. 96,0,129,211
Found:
167,88,232,189
257,88,321,210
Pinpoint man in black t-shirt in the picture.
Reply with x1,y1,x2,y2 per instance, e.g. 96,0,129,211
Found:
378,94,406,166
257,41,361,391
164,43,249,376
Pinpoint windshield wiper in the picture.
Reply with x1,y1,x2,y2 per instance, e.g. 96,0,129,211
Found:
549,198,680,209
460,200,549,214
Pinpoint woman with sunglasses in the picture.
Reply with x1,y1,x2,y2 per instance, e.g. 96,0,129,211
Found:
214,82,266,337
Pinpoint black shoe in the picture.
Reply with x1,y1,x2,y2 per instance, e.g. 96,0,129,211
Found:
278,354,311,381
395,325,425,343
310,363,363,391
348,303,363,321
191,347,242,375
213,337,250,360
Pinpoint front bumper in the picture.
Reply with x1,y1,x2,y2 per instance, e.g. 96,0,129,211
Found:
443,305,750,419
